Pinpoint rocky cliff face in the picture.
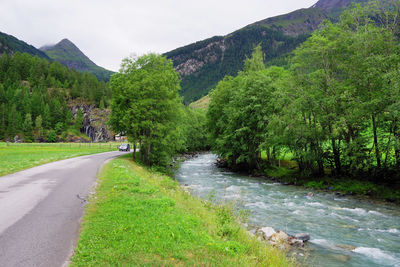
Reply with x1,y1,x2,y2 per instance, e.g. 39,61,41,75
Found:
70,104,112,142
174,39,228,76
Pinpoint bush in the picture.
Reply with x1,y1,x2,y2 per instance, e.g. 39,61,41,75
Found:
47,130,57,143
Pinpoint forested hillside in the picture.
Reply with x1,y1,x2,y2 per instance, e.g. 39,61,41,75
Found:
0,31,49,59
165,0,368,103
0,52,111,142
41,39,114,81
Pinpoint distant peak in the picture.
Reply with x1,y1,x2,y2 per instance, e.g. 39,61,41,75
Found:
59,38,73,44
40,38,77,51
57,38,79,48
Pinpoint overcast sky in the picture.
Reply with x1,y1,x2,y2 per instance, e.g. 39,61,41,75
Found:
0,0,317,71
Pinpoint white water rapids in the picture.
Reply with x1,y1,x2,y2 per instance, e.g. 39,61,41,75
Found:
175,154,400,267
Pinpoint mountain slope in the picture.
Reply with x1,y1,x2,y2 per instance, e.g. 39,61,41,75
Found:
165,0,368,103
0,31,50,59
40,39,113,81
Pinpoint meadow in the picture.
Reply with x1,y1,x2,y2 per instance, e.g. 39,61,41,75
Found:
71,155,293,266
0,142,126,177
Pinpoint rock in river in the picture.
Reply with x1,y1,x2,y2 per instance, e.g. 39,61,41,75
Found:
294,233,310,242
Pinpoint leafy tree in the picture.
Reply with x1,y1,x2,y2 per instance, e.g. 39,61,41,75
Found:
208,46,289,170
47,130,57,143
110,53,183,166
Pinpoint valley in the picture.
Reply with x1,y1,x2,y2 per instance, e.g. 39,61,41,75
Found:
1,0,400,266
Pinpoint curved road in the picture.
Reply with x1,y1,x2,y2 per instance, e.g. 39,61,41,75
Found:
0,150,129,267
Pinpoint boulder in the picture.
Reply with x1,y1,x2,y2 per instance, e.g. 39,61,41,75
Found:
270,231,289,243
294,233,310,242
13,135,21,143
288,236,304,247
215,158,228,168
256,227,308,250
259,227,276,240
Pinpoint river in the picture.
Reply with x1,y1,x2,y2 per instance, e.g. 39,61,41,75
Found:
175,154,400,267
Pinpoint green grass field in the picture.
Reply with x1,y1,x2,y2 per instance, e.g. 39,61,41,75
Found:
71,155,293,266
0,142,123,177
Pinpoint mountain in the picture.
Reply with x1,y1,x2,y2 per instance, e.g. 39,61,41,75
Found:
0,31,50,59
313,0,367,10
164,0,368,103
40,39,113,81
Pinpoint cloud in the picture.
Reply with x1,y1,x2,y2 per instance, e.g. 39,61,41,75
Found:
0,0,317,71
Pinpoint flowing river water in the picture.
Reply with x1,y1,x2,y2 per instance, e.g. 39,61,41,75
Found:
175,154,400,267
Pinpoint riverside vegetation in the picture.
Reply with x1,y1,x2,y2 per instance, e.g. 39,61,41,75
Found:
207,1,400,201
71,154,293,266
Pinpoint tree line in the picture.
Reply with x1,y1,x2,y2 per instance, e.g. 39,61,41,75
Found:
207,1,400,183
0,52,111,142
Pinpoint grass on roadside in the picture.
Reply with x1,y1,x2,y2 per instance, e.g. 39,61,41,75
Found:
71,155,293,266
0,142,118,177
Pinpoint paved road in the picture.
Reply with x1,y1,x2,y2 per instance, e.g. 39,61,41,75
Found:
0,151,129,267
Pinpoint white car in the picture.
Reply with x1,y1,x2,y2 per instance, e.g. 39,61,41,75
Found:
119,143,130,151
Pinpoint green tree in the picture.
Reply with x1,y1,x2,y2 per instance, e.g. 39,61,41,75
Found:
74,109,84,131
35,115,43,139
110,53,183,166
23,113,33,142
47,130,57,143
208,46,289,170
55,122,64,135
0,103,5,140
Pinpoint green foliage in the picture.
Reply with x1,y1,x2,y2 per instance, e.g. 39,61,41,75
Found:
47,130,57,143
305,181,324,189
0,52,111,141
0,31,50,59
74,109,84,131
208,46,290,170
110,53,184,166
22,113,33,142
179,107,210,153
54,122,64,135
207,1,400,186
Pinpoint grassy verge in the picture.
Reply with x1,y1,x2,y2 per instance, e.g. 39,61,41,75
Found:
71,155,293,266
0,142,119,177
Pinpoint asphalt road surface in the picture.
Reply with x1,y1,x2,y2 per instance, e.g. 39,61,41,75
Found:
0,150,130,267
